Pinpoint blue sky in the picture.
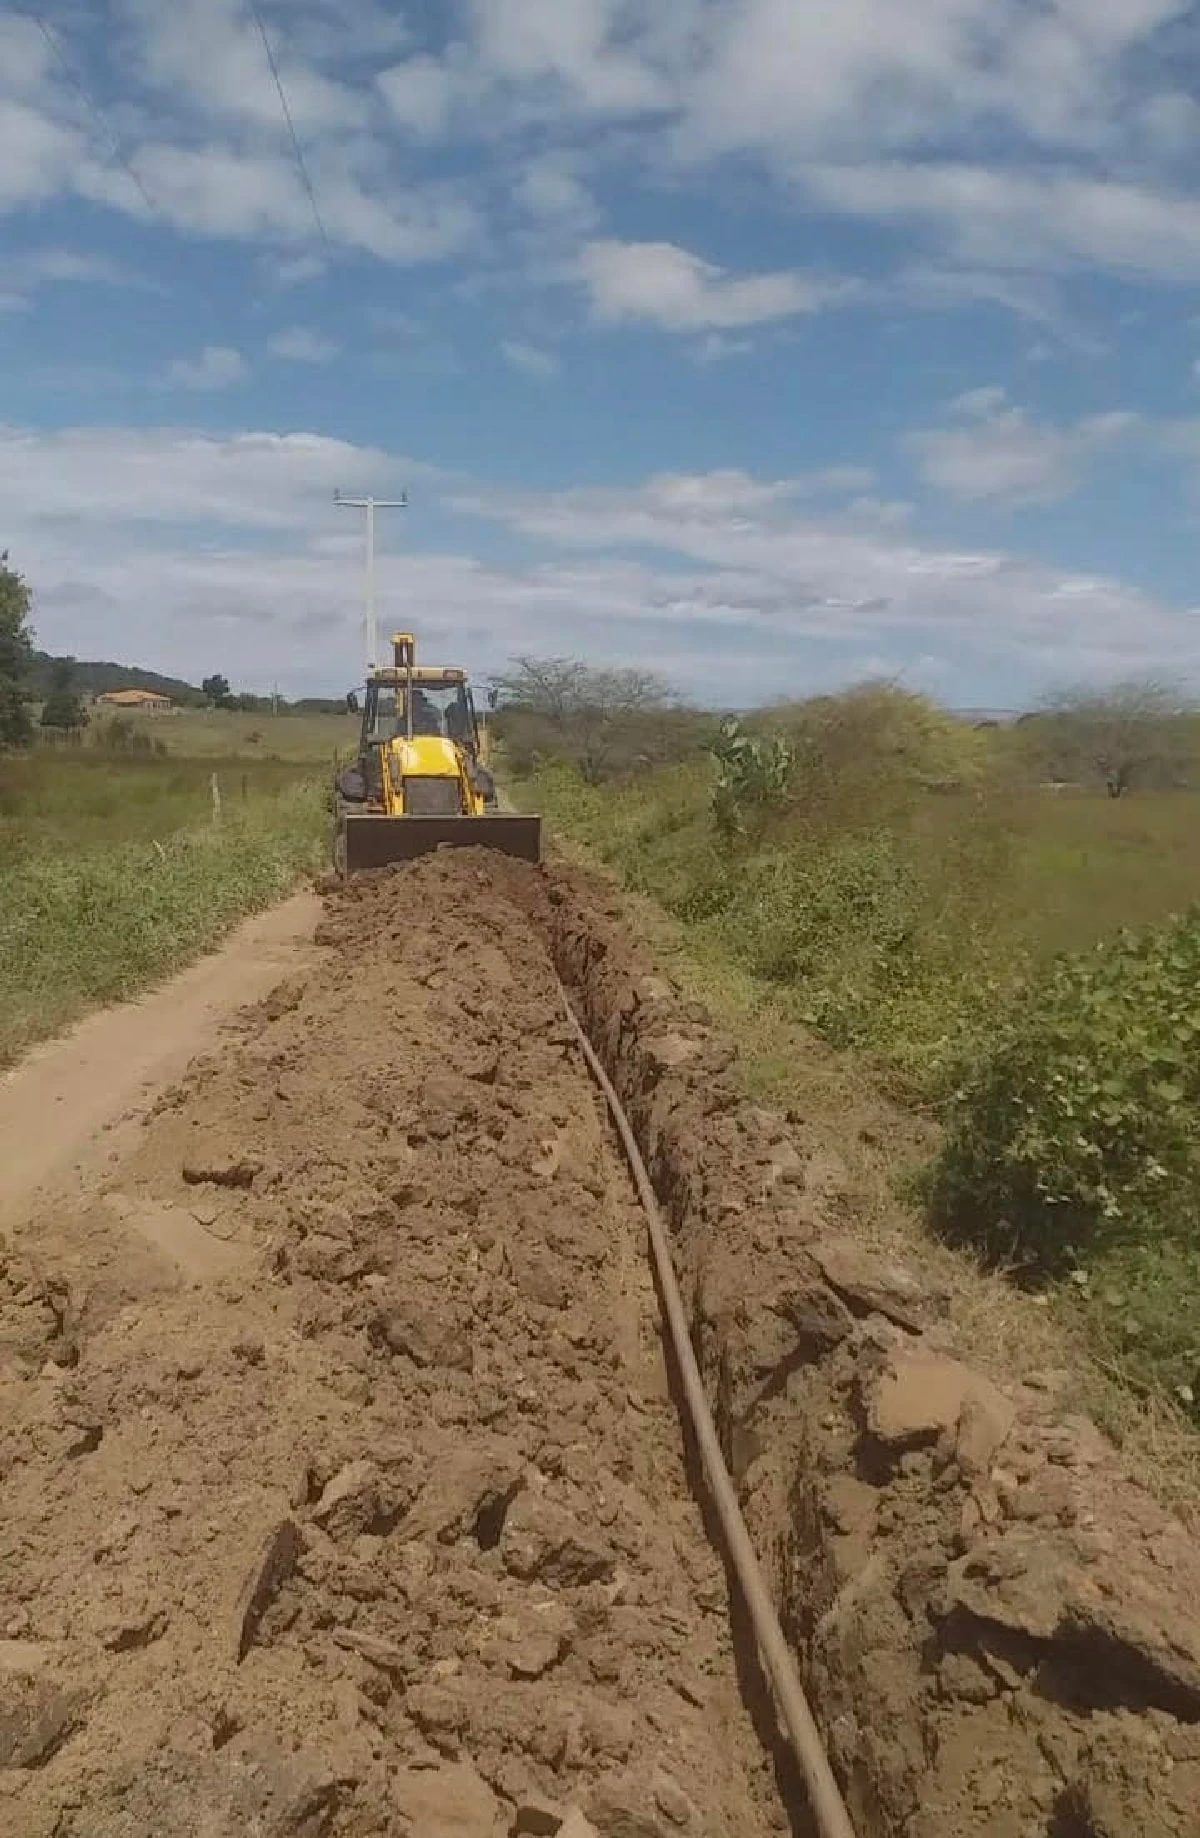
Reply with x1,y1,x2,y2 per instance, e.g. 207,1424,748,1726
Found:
4,0,1200,702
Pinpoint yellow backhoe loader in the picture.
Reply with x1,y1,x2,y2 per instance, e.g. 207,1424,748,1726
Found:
332,633,541,875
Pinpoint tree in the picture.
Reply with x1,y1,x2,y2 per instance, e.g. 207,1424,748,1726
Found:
1027,681,1196,797
201,673,233,709
491,655,692,783
0,551,34,748
39,656,88,736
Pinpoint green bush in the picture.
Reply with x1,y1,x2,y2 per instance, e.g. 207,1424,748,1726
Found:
513,701,1200,1415
1076,1239,1200,1403
931,909,1200,1272
93,714,167,756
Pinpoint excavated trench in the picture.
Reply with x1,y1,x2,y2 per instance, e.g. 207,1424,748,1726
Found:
2,850,1200,1838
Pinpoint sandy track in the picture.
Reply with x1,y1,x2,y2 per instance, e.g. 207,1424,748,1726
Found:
0,891,322,1233
0,858,784,1837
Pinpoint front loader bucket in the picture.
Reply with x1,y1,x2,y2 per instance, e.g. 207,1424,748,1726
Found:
338,812,542,875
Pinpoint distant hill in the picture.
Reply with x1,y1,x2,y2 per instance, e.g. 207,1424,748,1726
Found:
30,652,206,706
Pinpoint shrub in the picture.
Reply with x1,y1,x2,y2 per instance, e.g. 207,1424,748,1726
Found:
710,717,795,839
931,909,1200,1273
1075,1238,1200,1404
92,714,167,756
708,830,923,989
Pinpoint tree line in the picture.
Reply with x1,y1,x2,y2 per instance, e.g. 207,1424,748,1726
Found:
490,653,1200,799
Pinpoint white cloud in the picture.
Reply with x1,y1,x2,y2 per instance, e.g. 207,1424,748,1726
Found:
267,326,339,362
514,158,597,227
952,386,1009,419
101,140,478,264
577,240,847,331
2,248,161,311
287,0,414,65
669,0,1190,170
0,0,1196,330
0,13,54,94
377,55,456,139
15,249,135,286
801,163,1200,284
890,264,1099,349
1,0,1195,327
690,333,755,364
463,0,672,117
0,425,411,530
0,2,478,269
2,423,1193,701
164,346,250,391
412,462,1200,691
904,388,1140,505
264,253,327,286
0,101,85,211
118,0,367,136
501,339,561,378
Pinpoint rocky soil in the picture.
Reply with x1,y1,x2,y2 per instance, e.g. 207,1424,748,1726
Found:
5,847,1200,1838
0,857,782,1837
512,852,1200,1838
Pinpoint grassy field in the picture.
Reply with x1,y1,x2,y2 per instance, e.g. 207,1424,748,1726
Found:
511,706,1200,1430
0,713,346,1064
519,759,1200,1089
93,707,360,761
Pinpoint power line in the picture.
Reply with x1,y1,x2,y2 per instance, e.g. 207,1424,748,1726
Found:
32,10,158,217
248,0,329,247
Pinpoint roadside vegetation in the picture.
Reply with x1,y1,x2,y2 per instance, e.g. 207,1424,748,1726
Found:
499,662,1200,1421
0,553,346,1064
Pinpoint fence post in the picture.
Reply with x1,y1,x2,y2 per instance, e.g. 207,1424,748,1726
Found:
211,773,222,826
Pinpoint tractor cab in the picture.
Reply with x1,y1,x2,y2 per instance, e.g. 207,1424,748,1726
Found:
360,635,481,756
362,674,477,750
352,635,485,804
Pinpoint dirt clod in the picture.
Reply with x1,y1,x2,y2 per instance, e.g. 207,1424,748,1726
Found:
812,1236,945,1330
867,1347,1011,1453
0,1679,86,1769
233,1516,301,1662
557,1813,602,1838
181,1155,262,1189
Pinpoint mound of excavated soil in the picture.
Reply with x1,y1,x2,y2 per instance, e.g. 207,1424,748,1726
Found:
6,847,1200,1838
0,857,782,1837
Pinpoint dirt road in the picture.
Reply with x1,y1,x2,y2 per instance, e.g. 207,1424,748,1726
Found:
0,890,322,1233
0,858,783,1836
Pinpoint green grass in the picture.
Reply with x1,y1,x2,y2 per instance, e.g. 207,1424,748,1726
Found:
0,745,331,1065
512,745,1200,1422
0,751,321,860
89,707,359,761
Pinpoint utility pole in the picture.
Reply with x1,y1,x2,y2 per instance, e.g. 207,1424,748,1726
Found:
334,489,407,673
